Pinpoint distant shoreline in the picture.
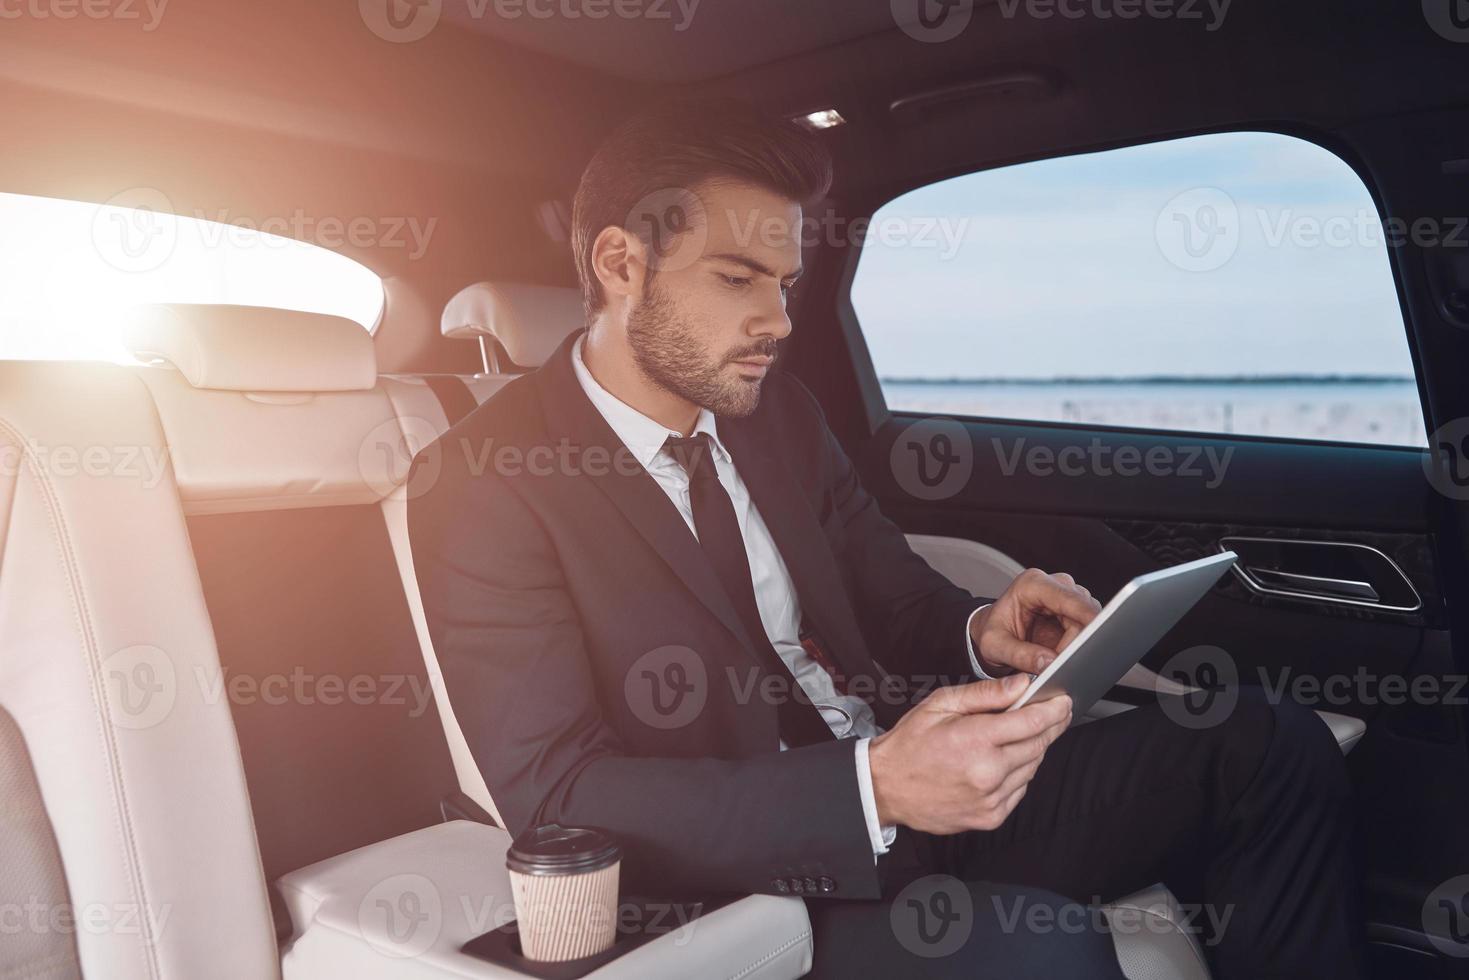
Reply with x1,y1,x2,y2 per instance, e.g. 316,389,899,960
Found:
879,375,1417,386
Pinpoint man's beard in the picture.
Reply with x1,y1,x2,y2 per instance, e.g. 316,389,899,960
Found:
625,281,778,418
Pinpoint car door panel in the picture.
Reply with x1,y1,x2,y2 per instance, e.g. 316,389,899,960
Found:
850,412,1464,971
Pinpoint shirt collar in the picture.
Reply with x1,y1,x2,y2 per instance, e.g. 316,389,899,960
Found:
571,335,730,471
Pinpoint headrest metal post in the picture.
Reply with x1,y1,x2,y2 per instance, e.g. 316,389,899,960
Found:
477,335,500,376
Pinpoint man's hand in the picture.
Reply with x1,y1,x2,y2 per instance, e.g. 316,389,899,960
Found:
869,675,1071,834
971,568,1102,676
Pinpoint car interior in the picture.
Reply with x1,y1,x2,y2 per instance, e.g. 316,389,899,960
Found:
4,0,1469,977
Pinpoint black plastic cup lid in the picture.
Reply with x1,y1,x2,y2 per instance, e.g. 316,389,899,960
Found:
506,824,622,876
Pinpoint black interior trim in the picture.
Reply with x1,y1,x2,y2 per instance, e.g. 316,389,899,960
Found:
867,415,1432,532
187,505,459,886
442,790,498,828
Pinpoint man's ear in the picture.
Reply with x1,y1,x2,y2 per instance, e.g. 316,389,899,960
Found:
590,225,649,305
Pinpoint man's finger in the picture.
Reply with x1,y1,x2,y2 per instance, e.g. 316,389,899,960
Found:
1028,575,1102,626
993,752,1045,801
997,730,1052,770
985,630,1060,674
959,695,1070,746
1056,622,1084,654
993,705,1075,758
927,674,1029,715
997,782,1029,822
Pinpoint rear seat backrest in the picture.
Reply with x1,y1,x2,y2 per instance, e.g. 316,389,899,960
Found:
115,290,583,893
0,360,278,979
377,282,587,818
0,300,814,980
124,305,460,897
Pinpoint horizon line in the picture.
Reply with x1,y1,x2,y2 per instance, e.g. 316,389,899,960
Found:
878,374,1418,386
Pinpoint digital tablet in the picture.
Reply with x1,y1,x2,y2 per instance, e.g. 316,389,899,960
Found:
1006,551,1238,715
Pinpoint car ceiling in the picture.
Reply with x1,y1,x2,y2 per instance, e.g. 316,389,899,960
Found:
7,0,1464,188
444,0,930,83
0,0,1464,368
471,0,1469,189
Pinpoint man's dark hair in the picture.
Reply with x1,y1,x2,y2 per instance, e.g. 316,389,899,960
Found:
571,100,833,319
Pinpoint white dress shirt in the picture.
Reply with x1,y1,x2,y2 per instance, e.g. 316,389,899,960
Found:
572,338,993,858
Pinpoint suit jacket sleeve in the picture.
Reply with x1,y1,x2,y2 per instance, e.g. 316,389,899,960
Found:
409,447,883,900
796,381,993,688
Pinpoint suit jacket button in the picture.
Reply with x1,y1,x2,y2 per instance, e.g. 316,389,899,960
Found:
819,876,835,893
772,878,790,894
803,877,818,894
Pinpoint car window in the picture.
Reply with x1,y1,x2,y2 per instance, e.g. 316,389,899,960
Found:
849,132,1426,448
0,190,386,363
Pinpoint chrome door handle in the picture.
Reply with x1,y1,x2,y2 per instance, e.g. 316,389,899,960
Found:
1219,536,1421,613
1242,566,1380,602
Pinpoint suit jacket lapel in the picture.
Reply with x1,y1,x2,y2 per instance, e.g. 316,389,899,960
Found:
534,332,757,653
717,414,875,687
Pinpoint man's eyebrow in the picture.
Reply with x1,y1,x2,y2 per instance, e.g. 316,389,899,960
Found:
707,252,803,281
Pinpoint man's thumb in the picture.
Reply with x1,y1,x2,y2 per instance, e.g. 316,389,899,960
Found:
929,673,1028,715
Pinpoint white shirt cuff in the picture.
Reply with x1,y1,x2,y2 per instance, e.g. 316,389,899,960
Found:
854,737,896,858
965,603,995,679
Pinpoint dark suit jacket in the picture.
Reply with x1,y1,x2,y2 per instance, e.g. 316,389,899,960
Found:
409,331,989,900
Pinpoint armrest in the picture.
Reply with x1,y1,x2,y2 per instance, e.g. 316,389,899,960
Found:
1085,697,1366,755
1111,664,1368,754
1103,884,1211,980
275,821,813,980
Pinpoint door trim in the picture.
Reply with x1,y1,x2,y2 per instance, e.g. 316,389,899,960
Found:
1219,535,1423,613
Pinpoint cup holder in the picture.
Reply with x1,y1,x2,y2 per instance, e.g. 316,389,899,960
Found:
460,896,733,979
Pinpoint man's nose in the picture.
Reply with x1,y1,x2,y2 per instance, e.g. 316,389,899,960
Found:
750,290,793,340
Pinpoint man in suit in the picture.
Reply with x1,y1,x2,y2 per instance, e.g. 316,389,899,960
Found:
410,102,1364,978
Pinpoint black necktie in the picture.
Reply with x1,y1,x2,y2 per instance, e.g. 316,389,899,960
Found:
664,433,835,748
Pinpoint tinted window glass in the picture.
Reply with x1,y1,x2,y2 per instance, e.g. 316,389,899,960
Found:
850,132,1424,447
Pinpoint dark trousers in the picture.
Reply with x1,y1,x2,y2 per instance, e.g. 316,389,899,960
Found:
806,690,1367,979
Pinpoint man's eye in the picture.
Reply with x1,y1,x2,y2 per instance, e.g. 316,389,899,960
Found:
721,275,752,288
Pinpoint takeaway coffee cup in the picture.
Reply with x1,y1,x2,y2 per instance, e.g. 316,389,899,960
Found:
506,824,622,962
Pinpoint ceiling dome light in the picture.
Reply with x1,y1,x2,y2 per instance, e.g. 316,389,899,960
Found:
794,109,845,131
